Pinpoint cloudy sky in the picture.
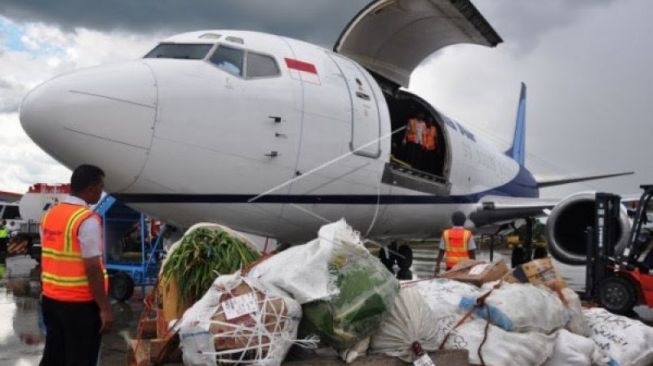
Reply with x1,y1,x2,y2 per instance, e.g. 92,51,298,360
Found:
1,0,652,198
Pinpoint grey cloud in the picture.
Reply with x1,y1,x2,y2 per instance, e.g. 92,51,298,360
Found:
474,0,616,55
1,0,620,55
0,78,27,113
0,0,371,47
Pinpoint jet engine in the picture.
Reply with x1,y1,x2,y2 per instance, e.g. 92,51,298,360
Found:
546,192,631,265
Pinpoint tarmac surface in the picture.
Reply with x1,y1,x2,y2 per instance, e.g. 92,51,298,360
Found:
0,255,143,366
1,248,652,365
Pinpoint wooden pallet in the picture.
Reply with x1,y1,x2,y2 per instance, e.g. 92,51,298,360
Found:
127,318,182,366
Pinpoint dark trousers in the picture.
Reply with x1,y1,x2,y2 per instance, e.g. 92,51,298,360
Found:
405,143,421,169
40,295,102,366
0,237,8,254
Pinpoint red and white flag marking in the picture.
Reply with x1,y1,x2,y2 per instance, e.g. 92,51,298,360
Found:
285,57,320,85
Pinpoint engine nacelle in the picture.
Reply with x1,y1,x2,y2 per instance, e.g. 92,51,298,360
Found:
546,192,630,265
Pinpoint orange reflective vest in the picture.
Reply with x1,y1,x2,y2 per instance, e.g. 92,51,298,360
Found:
405,118,420,144
422,126,437,151
41,203,108,302
443,227,472,269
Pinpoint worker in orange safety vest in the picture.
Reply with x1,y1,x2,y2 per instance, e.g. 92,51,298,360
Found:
421,117,438,173
39,164,111,366
403,113,426,169
435,211,477,274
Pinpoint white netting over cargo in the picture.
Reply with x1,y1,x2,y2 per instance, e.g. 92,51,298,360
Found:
177,273,311,366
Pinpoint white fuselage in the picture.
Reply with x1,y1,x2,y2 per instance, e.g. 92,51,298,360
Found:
20,30,533,243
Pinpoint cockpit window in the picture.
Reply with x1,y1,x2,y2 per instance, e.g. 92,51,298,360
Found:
209,46,244,77
246,52,280,78
144,43,213,60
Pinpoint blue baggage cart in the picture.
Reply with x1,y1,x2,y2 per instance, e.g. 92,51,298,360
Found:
94,195,165,301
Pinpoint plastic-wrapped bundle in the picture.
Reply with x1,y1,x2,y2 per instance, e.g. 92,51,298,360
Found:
177,273,303,366
298,238,399,350
249,220,399,350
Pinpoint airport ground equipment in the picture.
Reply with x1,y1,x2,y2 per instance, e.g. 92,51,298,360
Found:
95,196,165,301
585,186,653,314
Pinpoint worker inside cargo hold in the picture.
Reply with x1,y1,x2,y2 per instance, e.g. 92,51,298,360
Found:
390,103,445,178
402,112,426,170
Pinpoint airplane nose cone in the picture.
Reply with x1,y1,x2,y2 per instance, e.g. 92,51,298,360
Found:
20,61,158,192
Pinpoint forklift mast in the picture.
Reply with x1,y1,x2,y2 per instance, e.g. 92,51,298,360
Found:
585,192,621,299
620,185,653,267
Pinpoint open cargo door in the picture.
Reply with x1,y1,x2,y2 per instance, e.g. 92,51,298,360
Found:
335,0,502,87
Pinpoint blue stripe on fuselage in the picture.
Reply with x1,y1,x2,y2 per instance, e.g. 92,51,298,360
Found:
115,166,539,204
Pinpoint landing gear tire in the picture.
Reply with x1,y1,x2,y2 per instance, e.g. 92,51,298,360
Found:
109,272,135,302
597,276,638,315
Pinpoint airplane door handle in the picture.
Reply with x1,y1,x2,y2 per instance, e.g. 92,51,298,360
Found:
268,116,282,123
264,151,278,158
275,132,287,138
356,91,370,101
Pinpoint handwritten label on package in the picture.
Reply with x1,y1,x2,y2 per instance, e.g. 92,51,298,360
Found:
221,293,259,320
469,263,491,276
413,354,436,366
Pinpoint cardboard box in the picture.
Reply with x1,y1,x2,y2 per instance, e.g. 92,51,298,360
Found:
159,276,188,326
503,257,566,291
209,282,286,354
441,260,509,286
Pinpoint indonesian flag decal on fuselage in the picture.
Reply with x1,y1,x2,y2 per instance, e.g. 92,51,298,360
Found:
285,58,320,85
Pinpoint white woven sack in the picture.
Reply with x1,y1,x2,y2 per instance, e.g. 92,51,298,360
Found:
435,314,556,366
370,287,440,362
561,288,591,336
584,307,653,366
472,282,569,334
412,278,480,317
544,329,610,366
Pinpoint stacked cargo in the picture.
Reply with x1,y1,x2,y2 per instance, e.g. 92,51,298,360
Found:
132,221,653,366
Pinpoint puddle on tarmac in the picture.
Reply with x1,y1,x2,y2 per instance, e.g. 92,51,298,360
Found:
0,255,44,366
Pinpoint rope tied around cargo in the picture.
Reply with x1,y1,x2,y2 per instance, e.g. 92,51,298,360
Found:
177,276,316,365
438,280,503,366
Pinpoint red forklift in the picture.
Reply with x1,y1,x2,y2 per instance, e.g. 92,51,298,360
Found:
586,185,653,314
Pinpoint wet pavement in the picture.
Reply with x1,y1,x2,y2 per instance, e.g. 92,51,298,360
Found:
0,255,146,366
1,250,653,365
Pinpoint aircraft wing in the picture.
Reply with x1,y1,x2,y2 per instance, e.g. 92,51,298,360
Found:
470,196,558,227
536,171,634,188
334,0,502,87
470,192,646,228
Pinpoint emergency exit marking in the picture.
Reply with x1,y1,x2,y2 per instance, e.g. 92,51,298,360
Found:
222,293,259,320
413,354,436,366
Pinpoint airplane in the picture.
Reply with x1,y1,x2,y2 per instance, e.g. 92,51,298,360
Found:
19,0,633,265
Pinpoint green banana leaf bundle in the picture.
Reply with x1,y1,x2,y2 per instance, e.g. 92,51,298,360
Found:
299,250,399,350
161,226,261,308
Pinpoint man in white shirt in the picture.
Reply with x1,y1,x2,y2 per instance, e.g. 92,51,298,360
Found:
40,164,112,366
